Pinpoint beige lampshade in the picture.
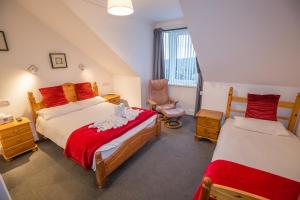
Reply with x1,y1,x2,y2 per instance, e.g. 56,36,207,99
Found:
107,0,134,16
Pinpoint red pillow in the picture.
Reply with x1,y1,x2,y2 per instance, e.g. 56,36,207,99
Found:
39,86,68,108
245,93,280,121
75,82,94,100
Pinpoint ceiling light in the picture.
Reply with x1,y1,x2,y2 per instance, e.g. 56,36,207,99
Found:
107,0,134,16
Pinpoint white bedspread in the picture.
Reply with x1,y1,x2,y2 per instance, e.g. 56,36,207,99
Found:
212,119,300,182
36,102,157,171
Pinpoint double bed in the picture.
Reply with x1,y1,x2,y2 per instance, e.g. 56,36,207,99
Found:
28,82,161,188
196,87,300,200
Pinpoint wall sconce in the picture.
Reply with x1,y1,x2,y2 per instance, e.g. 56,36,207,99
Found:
26,65,39,74
78,64,85,71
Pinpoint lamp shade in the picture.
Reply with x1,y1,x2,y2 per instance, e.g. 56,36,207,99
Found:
107,0,134,16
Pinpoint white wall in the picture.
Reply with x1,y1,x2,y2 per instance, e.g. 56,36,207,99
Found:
169,86,196,115
0,0,113,138
169,81,300,129
113,75,142,108
61,0,154,108
155,19,186,29
180,0,300,87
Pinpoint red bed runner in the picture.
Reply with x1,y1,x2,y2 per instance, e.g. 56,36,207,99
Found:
193,160,300,200
64,108,156,169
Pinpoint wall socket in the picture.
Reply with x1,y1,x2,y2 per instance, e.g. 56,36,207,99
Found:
0,100,10,107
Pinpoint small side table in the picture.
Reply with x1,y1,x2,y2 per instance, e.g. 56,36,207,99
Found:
195,109,223,142
102,94,121,105
0,117,37,160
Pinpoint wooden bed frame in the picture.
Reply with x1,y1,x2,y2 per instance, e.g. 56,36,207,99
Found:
27,82,161,188
200,87,300,200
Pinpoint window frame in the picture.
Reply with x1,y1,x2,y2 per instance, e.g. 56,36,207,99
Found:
162,28,198,88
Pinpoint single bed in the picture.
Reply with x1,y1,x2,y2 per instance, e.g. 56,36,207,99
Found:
196,87,300,200
28,82,161,188
212,119,300,183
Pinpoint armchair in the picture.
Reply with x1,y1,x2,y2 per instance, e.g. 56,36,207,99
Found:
148,79,185,128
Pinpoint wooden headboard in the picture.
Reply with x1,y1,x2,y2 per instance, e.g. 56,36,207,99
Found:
225,87,300,133
28,82,99,123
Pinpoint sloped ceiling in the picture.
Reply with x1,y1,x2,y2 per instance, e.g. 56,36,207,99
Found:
180,0,300,87
61,0,153,81
132,0,183,22
16,0,136,77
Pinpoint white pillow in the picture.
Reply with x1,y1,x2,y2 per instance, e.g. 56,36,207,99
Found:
37,103,81,120
233,116,290,136
75,96,106,109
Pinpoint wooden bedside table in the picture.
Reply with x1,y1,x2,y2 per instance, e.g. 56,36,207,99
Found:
102,94,120,105
0,117,37,160
195,109,223,142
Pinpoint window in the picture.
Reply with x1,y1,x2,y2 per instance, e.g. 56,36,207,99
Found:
163,28,198,87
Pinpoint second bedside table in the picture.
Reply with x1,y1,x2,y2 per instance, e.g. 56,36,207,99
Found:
195,109,223,142
102,94,121,105
0,117,37,160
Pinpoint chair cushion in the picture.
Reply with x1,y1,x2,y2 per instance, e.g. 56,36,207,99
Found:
156,103,176,112
161,107,185,118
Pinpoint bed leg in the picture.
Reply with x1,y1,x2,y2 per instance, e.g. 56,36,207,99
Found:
95,152,106,189
156,116,161,138
200,177,212,200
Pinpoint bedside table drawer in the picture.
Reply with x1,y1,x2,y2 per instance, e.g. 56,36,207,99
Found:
0,124,31,140
1,132,33,149
197,126,219,140
198,117,220,129
3,140,35,159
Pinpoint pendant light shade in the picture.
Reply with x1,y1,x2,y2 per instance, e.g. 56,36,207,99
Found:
107,0,134,16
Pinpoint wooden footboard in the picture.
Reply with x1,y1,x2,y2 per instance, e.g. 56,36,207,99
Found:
95,115,161,188
200,177,268,200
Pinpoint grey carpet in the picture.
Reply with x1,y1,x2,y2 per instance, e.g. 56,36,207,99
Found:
0,116,215,200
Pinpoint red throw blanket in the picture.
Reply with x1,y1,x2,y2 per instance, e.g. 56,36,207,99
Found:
193,160,300,200
64,108,156,169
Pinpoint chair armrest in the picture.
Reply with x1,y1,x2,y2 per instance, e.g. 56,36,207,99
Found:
148,99,157,105
147,99,158,110
169,97,178,105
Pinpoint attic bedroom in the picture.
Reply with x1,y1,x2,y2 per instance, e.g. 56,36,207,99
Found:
0,0,300,199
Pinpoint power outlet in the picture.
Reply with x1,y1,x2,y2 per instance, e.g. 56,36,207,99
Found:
0,100,9,107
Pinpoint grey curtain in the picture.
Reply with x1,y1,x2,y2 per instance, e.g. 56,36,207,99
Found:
153,28,165,80
194,58,203,116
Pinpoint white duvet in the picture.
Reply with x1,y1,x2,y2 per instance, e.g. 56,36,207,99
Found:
212,119,300,182
36,102,157,171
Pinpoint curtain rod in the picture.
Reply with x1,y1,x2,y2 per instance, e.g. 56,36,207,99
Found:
162,27,188,32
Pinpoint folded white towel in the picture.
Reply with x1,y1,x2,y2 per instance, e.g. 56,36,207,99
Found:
125,109,142,120
115,103,126,117
89,107,143,132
